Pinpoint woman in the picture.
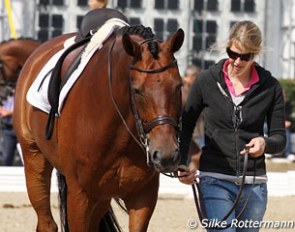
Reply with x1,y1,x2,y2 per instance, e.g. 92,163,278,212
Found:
178,21,286,232
88,0,108,9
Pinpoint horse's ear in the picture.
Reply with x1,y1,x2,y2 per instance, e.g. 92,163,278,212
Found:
165,28,185,53
122,33,141,58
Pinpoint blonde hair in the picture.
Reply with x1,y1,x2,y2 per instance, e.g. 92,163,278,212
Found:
227,20,262,54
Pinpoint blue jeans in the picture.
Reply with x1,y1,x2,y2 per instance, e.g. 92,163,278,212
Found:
199,176,267,232
2,128,18,166
285,128,292,157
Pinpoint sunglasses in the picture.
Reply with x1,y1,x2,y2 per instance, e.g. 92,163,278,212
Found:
226,47,253,61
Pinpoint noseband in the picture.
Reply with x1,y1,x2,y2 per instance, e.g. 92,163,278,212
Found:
108,37,181,166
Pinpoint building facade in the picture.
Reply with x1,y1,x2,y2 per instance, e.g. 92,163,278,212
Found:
0,0,294,78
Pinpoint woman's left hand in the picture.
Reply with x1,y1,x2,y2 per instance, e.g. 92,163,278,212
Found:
240,137,266,157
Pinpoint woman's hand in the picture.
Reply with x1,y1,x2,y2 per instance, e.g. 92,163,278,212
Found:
240,137,266,157
178,164,197,185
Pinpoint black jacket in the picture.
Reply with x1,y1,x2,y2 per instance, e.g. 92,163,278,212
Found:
180,59,286,176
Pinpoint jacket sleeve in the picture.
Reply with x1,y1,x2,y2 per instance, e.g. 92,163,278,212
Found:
264,83,286,154
180,75,205,165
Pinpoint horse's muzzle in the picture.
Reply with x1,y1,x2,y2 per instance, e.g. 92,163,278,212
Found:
150,148,180,173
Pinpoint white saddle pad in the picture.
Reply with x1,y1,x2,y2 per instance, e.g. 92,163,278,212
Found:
26,18,129,115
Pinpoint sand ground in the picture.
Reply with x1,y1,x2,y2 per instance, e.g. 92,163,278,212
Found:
0,192,294,232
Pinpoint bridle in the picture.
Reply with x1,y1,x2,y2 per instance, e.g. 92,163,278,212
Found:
108,37,182,172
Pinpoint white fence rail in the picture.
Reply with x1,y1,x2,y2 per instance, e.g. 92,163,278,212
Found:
1,167,295,197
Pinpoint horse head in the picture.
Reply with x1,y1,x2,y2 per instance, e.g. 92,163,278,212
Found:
122,29,184,173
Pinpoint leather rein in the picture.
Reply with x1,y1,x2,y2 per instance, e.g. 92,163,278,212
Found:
192,148,256,230
107,37,181,174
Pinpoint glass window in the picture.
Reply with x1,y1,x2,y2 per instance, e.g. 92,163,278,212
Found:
52,0,64,5
154,18,164,32
193,35,203,52
130,0,141,8
167,19,178,32
207,0,218,11
117,0,127,8
39,14,49,28
193,19,203,34
206,20,217,34
52,14,63,28
129,17,141,25
194,0,204,12
39,0,49,5
244,0,255,12
155,0,165,9
167,0,179,10
77,0,87,6
231,0,241,12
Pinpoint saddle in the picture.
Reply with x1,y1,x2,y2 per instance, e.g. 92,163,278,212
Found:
45,36,91,140
45,9,129,140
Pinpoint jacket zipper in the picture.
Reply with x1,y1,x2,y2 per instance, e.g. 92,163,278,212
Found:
217,82,241,176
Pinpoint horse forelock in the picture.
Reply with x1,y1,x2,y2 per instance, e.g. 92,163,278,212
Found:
116,25,160,59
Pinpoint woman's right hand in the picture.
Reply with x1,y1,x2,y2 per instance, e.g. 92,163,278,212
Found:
178,164,197,185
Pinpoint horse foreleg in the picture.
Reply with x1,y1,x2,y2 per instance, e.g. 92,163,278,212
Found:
65,179,90,232
23,148,57,232
124,178,159,232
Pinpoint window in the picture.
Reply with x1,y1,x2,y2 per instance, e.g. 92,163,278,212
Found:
207,0,218,11
117,0,142,9
39,14,49,28
129,17,141,25
52,14,63,28
130,0,141,8
154,0,179,10
193,35,203,52
39,0,49,5
52,0,64,5
154,18,164,32
167,0,178,10
117,0,127,9
206,34,216,49
52,29,63,37
194,0,204,12
38,29,49,42
230,21,238,28
193,19,203,34
167,19,178,33
231,0,241,12
206,20,217,34
155,0,165,9
77,0,87,6
244,0,255,12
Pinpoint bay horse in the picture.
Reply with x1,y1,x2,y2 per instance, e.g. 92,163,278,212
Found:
0,38,41,104
13,24,184,231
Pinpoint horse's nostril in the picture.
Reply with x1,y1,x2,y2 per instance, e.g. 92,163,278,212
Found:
152,150,161,162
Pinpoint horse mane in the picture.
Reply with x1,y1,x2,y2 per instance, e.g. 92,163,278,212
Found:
116,25,159,59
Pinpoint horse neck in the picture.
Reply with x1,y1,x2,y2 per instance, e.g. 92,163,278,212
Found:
7,40,40,62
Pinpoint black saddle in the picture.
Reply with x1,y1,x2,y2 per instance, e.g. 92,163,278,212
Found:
45,8,128,140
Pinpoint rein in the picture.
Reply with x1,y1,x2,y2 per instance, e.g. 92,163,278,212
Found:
192,149,256,230
107,36,181,171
